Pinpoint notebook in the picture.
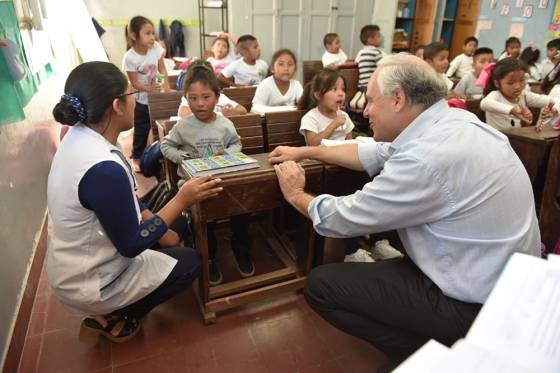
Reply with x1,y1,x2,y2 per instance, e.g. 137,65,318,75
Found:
182,152,259,177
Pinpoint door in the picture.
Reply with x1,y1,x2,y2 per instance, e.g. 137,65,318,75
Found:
276,0,306,71
304,0,335,60
330,0,374,58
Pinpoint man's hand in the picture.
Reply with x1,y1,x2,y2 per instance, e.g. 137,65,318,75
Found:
273,161,306,204
269,146,305,164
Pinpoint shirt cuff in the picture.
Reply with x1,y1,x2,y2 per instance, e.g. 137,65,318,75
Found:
358,142,383,177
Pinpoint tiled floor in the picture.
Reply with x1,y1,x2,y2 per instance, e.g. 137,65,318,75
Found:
16,130,389,373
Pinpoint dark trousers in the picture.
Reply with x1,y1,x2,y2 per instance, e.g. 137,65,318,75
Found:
131,102,151,159
304,258,482,364
207,214,250,261
112,247,201,318
343,237,361,255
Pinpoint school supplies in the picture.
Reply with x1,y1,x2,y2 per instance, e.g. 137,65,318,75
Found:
182,152,259,177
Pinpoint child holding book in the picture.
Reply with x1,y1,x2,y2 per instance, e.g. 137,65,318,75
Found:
161,63,254,285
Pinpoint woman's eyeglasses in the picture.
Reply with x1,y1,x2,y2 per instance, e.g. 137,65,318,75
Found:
118,90,140,98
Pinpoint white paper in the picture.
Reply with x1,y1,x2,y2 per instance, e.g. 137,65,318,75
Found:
320,137,375,147
510,23,525,38
478,20,493,31
393,340,450,373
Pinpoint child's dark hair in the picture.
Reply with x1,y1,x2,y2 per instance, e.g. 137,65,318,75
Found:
464,36,478,46
323,33,339,48
505,36,521,51
547,38,560,51
53,62,128,126
298,68,346,110
423,42,448,61
236,34,257,52
183,59,220,96
483,57,528,96
413,44,425,54
473,47,493,60
125,16,153,50
519,46,540,67
270,48,297,73
211,36,230,53
360,25,380,45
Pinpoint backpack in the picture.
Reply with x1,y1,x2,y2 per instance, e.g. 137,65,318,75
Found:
139,140,163,180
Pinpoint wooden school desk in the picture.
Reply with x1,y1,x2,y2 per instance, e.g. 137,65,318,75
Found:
501,127,560,209
184,153,324,323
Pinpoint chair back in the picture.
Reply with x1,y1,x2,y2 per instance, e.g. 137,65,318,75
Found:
302,60,323,85
148,91,183,140
155,119,179,186
228,113,265,154
221,86,257,111
264,110,306,151
466,99,486,123
339,65,359,103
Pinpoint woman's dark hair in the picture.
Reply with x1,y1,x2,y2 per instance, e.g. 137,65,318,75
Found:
484,57,528,96
183,59,220,96
298,68,346,110
519,46,540,67
270,48,297,74
125,16,153,50
211,36,230,54
52,62,128,126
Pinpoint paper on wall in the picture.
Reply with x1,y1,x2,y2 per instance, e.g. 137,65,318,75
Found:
510,23,525,38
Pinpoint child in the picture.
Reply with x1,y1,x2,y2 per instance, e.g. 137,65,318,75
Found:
519,45,541,83
538,60,560,130
498,37,521,61
123,16,170,172
447,36,478,79
455,47,494,100
539,38,560,79
252,48,303,107
297,69,373,262
413,45,426,59
160,64,254,284
322,33,348,67
218,34,268,87
424,42,454,91
480,57,558,130
178,60,247,117
157,38,175,72
355,25,385,91
207,33,238,75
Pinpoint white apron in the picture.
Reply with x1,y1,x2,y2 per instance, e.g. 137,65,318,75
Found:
47,124,176,315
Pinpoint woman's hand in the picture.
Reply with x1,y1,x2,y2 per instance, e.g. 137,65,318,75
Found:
269,146,305,164
176,176,223,206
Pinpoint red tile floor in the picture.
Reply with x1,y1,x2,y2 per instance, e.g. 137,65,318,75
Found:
16,130,388,373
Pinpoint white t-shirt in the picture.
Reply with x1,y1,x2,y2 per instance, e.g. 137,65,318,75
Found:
446,53,473,79
177,94,240,117
221,58,268,85
322,50,348,66
299,107,354,142
252,76,303,106
440,73,454,90
122,42,164,105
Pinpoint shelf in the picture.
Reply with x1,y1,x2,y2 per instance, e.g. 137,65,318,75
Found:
443,18,455,22
396,17,414,20
201,5,226,8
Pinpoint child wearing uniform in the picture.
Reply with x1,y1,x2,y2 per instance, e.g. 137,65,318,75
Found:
218,34,268,87
322,33,348,67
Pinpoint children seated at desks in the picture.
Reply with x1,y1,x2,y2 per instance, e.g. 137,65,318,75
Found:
424,42,456,94
157,38,175,73
122,16,170,172
454,47,493,100
218,34,268,87
520,45,541,83
447,36,478,79
498,37,521,61
352,25,384,110
413,45,425,59
207,33,238,75
538,38,560,79
160,63,254,284
322,33,348,67
251,49,303,108
538,60,560,130
480,57,559,130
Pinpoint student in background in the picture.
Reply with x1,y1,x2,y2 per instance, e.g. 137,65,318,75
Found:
447,36,478,79
519,45,541,83
252,49,303,108
480,57,558,130
178,60,247,117
413,45,426,59
539,38,560,79
454,47,494,100
161,64,254,285
498,37,521,61
538,60,560,130
218,34,268,87
207,33,238,75
424,42,455,93
353,24,384,110
122,16,170,172
156,38,175,73
322,33,348,67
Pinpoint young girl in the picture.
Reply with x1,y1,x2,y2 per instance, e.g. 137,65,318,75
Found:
519,45,540,83
480,57,558,130
207,33,238,75
122,16,170,171
498,37,521,61
160,64,253,285
177,60,247,117
538,60,560,130
251,49,303,108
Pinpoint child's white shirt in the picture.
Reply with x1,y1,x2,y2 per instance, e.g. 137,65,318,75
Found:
440,73,454,90
177,95,240,117
299,107,354,142
446,53,473,79
220,58,268,85
538,58,555,80
207,52,238,75
252,76,303,107
480,89,555,130
122,42,164,105
322,50,348,66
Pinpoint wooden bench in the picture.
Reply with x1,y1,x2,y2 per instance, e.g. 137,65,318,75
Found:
539,139,560,253
339,64,359,105
228,113,266,154
147,91,183,141
302,60,323,85
221,86,257,112
263,110,306,151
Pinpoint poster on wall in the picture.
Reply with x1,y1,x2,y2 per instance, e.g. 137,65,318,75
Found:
491,0,498,9
539,0,548,8
523,5,534,17
510,23,525,38
516,0,524,7
553,0,560,23
501,4,511,15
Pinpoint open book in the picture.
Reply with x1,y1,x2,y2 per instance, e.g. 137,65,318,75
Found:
394,253,560,373
181,152,259,177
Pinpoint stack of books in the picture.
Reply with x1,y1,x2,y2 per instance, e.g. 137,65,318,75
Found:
182,152,259,177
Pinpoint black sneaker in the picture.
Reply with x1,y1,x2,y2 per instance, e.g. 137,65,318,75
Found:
233,249,255,277
208,260,223,286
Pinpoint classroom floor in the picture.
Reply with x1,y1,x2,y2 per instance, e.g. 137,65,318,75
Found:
16,130,389,372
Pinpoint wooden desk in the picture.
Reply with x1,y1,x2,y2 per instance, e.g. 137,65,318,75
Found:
501,127,559,208
187,153,324,323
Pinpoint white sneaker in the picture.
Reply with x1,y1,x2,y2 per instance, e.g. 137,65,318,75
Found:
344,248,375,263
372,240,403,260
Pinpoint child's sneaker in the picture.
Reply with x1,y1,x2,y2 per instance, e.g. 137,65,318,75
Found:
372,240,403,260
209,260,223,286
233,249,255,277
344,248,375,263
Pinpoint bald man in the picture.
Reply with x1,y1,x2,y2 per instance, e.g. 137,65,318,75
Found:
270,55,540,368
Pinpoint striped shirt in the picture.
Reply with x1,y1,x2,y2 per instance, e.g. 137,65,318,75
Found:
355,45,384,88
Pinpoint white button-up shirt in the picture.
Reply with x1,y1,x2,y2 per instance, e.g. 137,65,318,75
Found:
308,100,540,304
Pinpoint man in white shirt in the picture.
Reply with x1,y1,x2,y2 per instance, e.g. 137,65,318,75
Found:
270,54,540,369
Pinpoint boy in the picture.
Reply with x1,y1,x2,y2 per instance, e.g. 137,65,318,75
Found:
539,38,560,80
424,42,454,91
447,36,478,79
454,47,494,100
355,24,385,89
218,34,268,87
322,33,348,67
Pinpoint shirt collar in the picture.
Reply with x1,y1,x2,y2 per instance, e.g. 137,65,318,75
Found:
76,122,121,152
390,99,448,151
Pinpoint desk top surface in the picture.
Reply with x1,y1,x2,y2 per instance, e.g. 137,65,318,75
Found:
501,127,560,142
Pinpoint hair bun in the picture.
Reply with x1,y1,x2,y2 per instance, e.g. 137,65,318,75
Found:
52,101,80,126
